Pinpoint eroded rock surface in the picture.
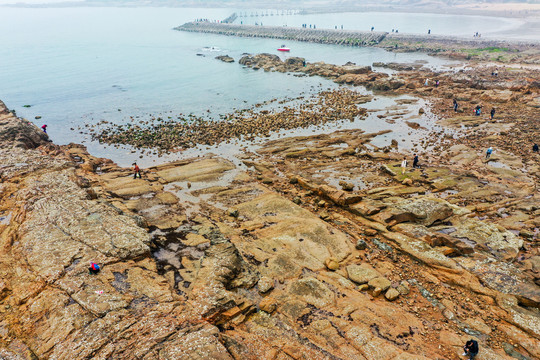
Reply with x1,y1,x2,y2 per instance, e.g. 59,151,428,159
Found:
1,56,539,360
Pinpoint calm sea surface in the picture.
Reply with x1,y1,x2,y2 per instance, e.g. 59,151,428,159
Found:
0,7,512,165
234,10,523,37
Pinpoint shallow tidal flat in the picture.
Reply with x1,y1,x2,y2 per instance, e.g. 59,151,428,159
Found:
85,88,371,154
81,54,446,162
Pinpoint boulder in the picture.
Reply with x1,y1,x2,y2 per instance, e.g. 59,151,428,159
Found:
258,277,274,293
215,55,234,63
339,180,355,191
346,264,380,284
355,239,367,250
285,57,305,67
368,277,391,291
259,297,278,313
342,65,371,74
325,257,340,271
380,198,455,226
385,288,400,301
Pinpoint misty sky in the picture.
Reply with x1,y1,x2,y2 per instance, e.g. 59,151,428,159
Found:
0,0,84,4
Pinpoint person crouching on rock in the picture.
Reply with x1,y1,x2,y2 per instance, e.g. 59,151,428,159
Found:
41,124,47,133
463,339,479,359
133,162,141,179
89,262,101,275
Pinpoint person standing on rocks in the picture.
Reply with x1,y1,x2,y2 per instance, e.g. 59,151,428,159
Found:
474,105,482,116
463,339,479,359
490,108,496,120
485,147,493,159
413,154,419,168
133,162,142,179
453,99,459,112
533,143,539,153
401,157,408,174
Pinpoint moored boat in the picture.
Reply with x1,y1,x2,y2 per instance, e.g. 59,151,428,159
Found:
277,45,290,52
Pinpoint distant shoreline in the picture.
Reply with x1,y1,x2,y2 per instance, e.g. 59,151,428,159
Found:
2,2,540,20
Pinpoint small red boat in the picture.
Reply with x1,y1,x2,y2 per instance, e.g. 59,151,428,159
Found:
277,45,290,52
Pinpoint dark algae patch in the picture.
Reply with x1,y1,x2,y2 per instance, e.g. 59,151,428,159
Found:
86,88,369,154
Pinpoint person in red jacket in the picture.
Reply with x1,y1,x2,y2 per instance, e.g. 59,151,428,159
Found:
133,162,141,179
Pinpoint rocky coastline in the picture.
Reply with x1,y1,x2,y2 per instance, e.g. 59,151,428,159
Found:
1,52,539,360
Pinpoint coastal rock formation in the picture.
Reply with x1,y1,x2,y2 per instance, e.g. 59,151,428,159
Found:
0,100,49,149
1,47,539,359
216,55,234,63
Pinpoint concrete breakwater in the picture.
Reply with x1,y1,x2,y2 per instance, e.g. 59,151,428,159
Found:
176,22,387,46
176,22,537,50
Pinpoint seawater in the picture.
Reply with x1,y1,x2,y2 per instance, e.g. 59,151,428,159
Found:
234,10,523,37
0,7,466,166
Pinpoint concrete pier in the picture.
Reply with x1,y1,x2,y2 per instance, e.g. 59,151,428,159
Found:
175,22,536,50
176,22,387,46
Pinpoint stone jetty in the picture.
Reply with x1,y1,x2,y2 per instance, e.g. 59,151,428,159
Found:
176,22,387,46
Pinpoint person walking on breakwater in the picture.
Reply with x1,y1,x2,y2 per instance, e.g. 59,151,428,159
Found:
485,147,493,159
413,154,419,168
453,99,459,112
41,124,47,133
462,339,479,359
133,162,142,179
401,157,408,174
490,108,496,120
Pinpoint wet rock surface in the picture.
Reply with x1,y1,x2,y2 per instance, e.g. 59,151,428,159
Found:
1,52,539,360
